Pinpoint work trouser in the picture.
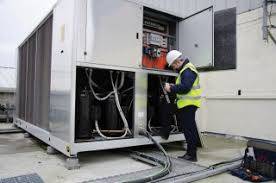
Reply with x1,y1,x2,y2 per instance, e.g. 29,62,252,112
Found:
159,104,200,156
177,105,199,157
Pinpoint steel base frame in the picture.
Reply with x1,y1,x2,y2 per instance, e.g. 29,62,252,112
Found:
14,118,185,157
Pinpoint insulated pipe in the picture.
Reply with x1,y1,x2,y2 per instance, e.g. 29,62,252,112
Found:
118,71,125,90
87,69,114,101
85,69,104,90
87,69,131,139
263,0,268,40
92,129,127,133
95,120,128,140
110,71,132,135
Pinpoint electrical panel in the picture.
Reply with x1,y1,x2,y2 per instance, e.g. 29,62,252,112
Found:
142,10,177,71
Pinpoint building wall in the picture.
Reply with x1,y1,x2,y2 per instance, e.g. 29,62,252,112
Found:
0,92,15,105
198,7,276,141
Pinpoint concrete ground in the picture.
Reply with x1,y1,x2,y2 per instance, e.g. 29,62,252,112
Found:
0,132,275,183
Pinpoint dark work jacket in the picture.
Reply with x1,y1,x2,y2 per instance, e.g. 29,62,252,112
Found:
170,59,197,95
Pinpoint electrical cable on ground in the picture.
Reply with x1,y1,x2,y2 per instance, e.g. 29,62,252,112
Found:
151,156,243,182
124,130,242,183
123,129,172,183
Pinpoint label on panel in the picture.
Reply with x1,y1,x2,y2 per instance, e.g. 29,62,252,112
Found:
85,0,143,68
179,7,213,68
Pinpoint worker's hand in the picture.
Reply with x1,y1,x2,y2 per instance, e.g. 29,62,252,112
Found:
164,83,171,93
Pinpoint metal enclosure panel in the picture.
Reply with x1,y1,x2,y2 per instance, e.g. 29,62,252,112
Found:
85,0,143,68
49,0,75,142
134,72,148,135
75,0,87,61
178,8,213,68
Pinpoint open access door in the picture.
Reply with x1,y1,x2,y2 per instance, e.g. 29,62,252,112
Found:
178,7,213,68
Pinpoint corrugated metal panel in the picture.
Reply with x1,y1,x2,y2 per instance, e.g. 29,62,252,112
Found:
128,0,214,17
0,67,16,92
226,0,238,9
196,0,213,12
183,0,195,17
250,0,262,10
128,0,263,18
214,0,227,11
128,0,187,17
237,0,250,13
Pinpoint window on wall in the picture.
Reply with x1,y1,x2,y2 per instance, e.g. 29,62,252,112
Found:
202,7,237,71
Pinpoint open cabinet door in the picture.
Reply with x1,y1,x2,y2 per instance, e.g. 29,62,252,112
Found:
85,0,143,68
179,8,213,68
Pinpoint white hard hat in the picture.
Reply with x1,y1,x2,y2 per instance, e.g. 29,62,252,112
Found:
166,50,182,67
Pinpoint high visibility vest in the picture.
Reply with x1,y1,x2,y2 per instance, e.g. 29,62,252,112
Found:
175,62,202,109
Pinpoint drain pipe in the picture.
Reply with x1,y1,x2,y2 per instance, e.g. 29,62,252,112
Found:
263,0,268,41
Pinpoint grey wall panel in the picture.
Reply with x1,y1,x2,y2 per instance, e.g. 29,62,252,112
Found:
237,0,250,14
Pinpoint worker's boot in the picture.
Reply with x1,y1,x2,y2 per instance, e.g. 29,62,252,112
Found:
160,127,170,140
178,153,197,162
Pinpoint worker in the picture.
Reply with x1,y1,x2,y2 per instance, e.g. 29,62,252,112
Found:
164,50,202,162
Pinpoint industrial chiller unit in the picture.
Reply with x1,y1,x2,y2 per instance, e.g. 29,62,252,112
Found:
15,0,213,167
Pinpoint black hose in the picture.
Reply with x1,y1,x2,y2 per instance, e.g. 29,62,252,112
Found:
124,129,172,183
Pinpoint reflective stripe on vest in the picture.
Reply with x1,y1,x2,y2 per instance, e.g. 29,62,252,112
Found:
175,62,202,109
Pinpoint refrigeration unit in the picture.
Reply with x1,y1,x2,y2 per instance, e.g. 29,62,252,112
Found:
15,0,213,166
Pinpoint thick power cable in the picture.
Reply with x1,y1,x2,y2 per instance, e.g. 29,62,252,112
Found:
123,129,172,183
